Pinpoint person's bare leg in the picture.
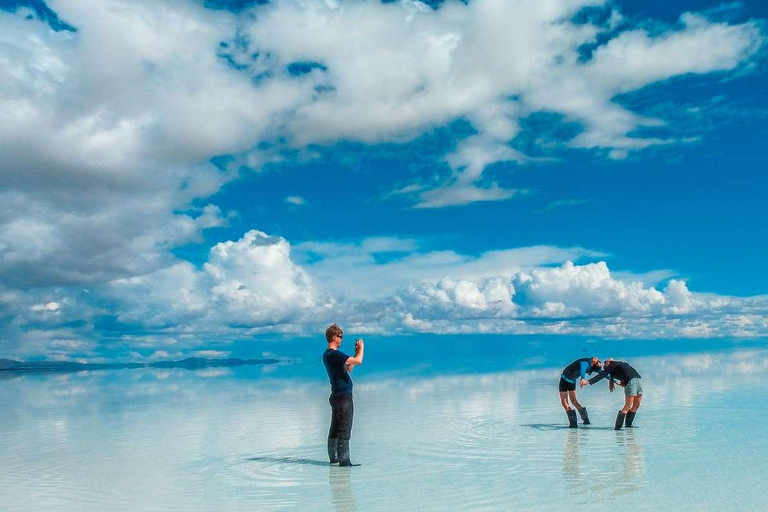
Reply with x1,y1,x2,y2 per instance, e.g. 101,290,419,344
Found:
626,394,642,427
621,395,635,414
567,390,582,411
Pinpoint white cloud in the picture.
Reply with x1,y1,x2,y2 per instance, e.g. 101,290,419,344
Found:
30,301,61,312
539,199,591,213
0,0,763,295
285,195,306,205
395,276,517,319
3,229,768,357
512,261,667,317
296,237,602,300
204,230,319,322
193,350,231,359
241,0,764,204
382,259,768,338
105,230,322,332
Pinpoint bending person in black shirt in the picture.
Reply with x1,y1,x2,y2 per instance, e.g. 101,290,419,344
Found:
559,357,602,427
323,323,364,466
580,358,643,430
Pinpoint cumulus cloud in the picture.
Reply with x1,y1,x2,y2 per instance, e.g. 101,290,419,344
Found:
3,228,768,358
295,237,602,300
386,260,768,338
395,276,517,320
204,230,318,322
512,261,667,317
107,230,321,329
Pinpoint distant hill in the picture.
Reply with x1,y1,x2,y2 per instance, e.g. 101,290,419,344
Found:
0,357,279,373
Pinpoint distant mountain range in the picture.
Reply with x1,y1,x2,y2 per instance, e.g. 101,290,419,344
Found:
0,357,279,373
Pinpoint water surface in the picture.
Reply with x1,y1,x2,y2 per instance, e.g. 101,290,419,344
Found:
1,346,767,511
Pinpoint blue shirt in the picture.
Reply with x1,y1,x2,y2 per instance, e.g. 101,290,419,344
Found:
323,348,353,396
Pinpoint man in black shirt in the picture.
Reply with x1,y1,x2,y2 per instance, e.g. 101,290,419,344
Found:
559,357,602,427
581,358,643,430
323,323,364,466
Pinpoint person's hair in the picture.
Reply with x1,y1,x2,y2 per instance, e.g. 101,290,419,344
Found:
325,323,343,343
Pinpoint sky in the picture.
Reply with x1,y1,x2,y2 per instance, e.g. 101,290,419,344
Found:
1,0,767,362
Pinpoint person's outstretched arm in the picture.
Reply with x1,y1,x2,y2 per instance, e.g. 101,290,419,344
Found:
345,339,364,372
582,369,608,387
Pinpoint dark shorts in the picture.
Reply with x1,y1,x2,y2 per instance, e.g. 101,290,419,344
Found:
559,377,576,392
328,393,354,440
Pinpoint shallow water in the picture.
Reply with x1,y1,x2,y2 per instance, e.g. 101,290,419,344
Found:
2,347,768,511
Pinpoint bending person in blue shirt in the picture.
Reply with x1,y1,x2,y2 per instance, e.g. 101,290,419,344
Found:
323,323,364,466
580,358,643,430
559,357,602,427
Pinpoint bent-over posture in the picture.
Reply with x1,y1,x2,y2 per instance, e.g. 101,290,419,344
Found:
559,357,602,427
581,359,643,430
323,323,364,466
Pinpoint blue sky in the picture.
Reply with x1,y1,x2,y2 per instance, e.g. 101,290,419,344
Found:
1,0,767,361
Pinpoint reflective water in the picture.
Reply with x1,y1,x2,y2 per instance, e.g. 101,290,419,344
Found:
1,348,767,511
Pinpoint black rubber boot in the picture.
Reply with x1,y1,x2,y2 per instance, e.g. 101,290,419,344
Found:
578,407,591,425
615,411,626,430
328,438,339,464
625,411,636,428
337,439,360,467
567,409,578,428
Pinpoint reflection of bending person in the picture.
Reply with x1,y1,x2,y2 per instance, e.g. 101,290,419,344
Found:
581,359,642,430
560,357,602,427
323,323,364,466
612,431,647,496
562,430,582,486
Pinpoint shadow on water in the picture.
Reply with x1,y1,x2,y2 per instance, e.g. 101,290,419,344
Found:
246,456,330,467
522,423,616,431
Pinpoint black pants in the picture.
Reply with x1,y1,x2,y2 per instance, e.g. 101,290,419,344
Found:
328,394,354,441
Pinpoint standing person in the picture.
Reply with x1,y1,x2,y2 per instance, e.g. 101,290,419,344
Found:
559,357,602,427
580,358,643,430
323,323,364,467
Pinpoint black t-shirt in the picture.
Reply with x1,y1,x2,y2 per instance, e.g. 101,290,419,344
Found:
323,348,353,396
588,361,641,385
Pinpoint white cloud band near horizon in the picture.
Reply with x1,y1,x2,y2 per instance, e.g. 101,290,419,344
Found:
3,228,768,360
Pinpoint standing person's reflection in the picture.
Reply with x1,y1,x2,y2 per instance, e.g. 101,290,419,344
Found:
329,467,358,512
